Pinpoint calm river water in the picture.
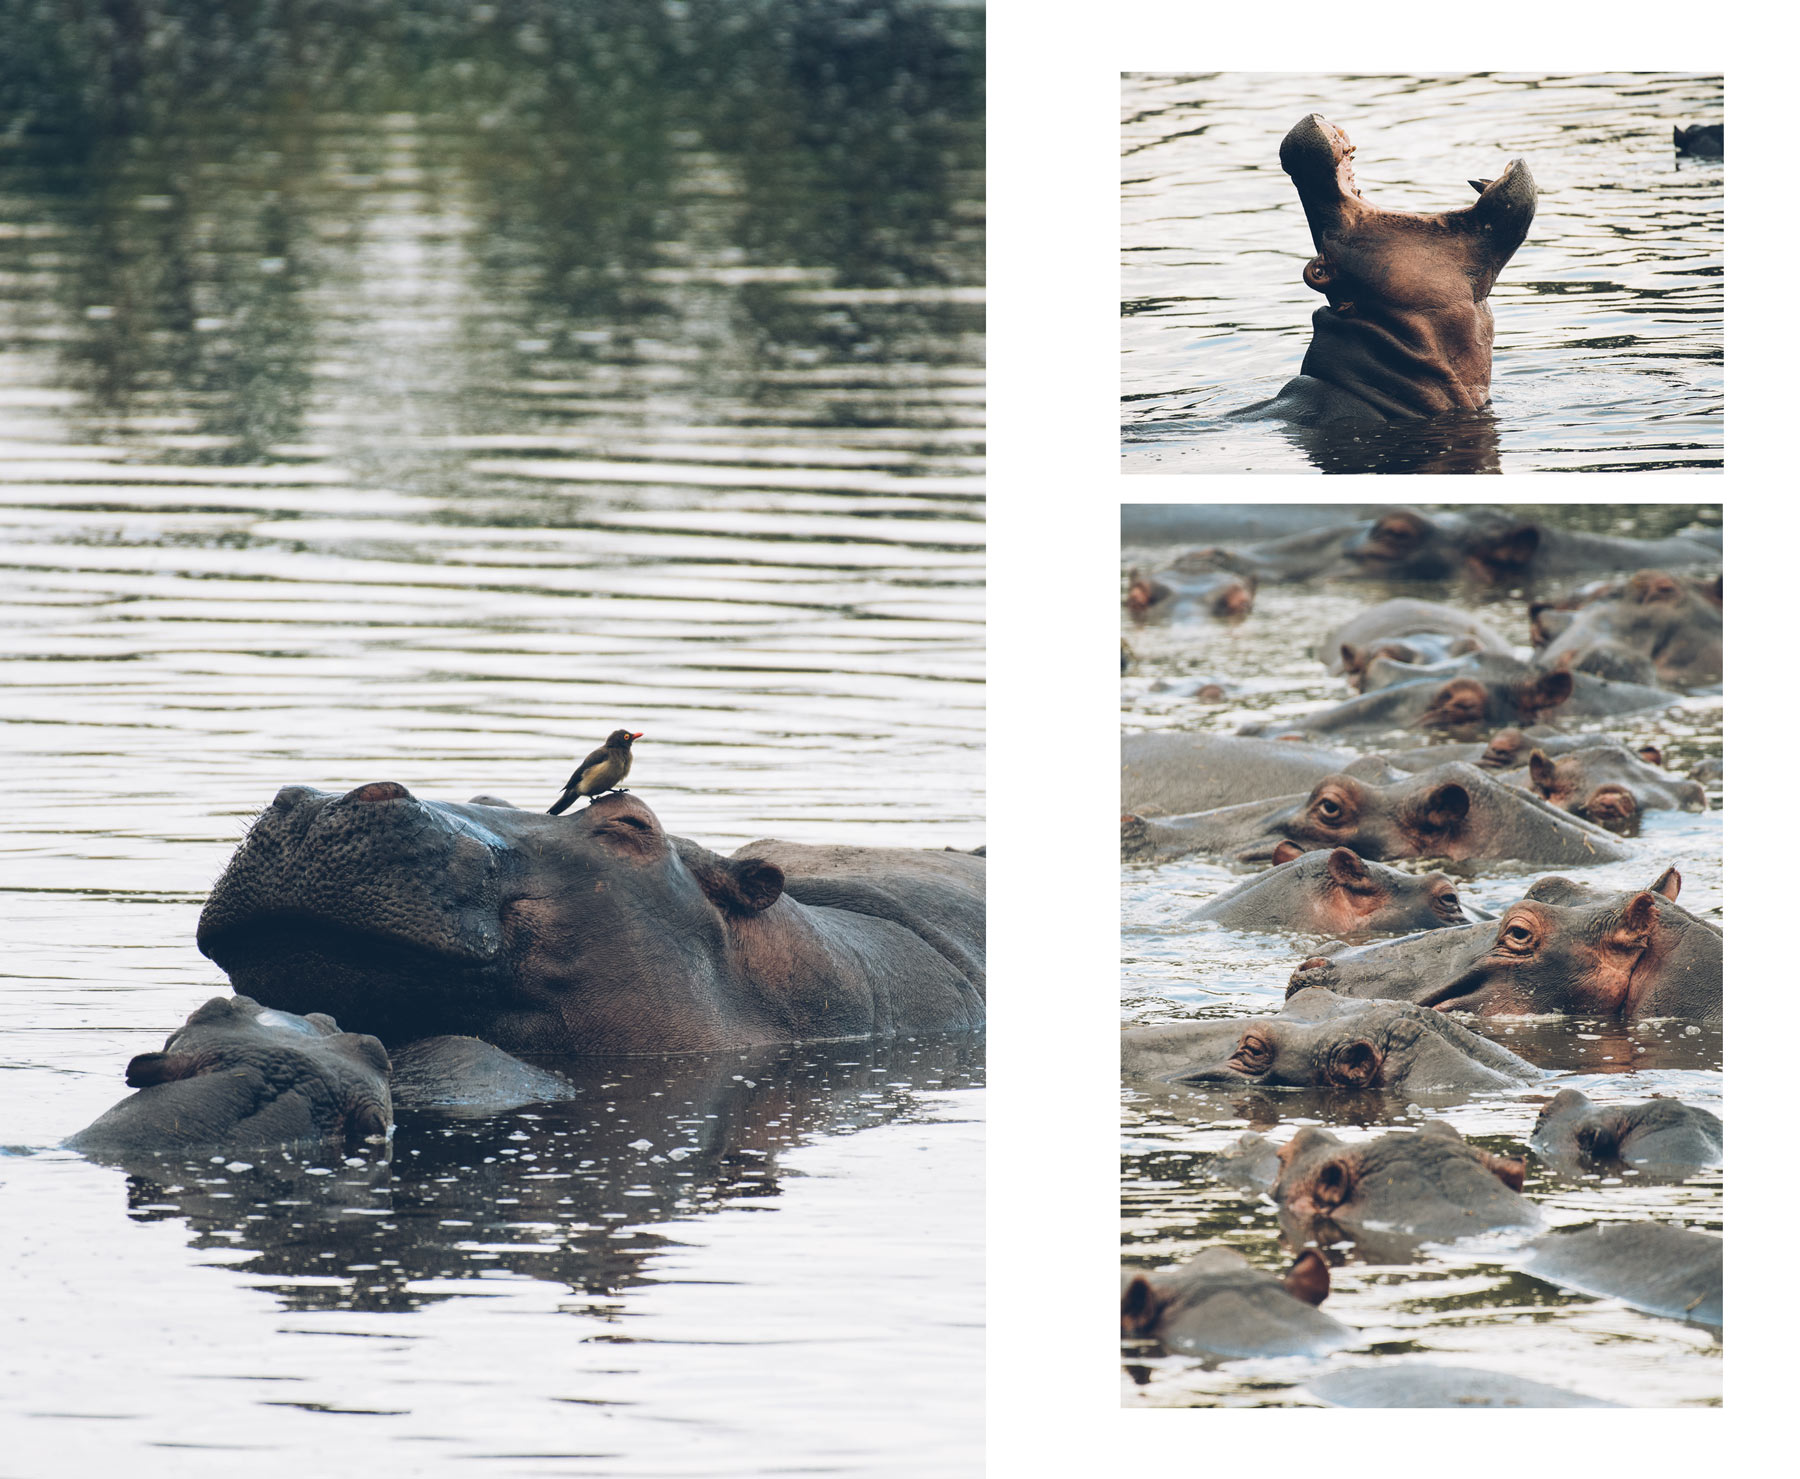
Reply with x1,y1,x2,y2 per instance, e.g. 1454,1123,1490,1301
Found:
1121,73,1724,474
0,4,984,1472
1121,505,1722,1406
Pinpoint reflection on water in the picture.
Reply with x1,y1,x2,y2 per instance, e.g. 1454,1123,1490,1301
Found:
1121,73,1723,474
1120,506,1721,1406
0,2,983,1471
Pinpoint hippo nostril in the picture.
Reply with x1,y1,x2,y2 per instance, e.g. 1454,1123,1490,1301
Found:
345,781,413,805
272,785,314,811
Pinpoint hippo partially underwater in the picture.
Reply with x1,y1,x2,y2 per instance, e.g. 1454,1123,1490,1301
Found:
69,784,984,1155
1235,117,1537,425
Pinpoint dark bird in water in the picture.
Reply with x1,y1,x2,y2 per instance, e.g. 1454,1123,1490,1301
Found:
547,730,642,814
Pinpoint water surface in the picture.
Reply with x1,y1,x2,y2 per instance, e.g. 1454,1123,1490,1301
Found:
0,4,984,1470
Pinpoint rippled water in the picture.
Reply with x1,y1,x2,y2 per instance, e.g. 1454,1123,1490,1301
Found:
0,3,983,1470
1121,73,1724,473
1120,505,1722,1407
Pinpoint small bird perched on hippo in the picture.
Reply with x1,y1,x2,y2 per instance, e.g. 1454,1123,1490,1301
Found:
548,730,642,813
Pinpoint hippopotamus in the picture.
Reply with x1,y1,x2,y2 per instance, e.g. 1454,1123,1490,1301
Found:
196,785,985,1054
1121,1248,1353,1360
1231,118,1536,425
1324,599,1513,683
1305,1365,1618,1409
1518,1223,1720,1330
1282,655,1675,740
1121,731,1396,817
1124,561,1255,622
64,996,394,1157
1673,124,1723,158
1122,989,1539,1098
1185,848,1475,936
1123,762,1633,868
1530,1089,1722,1175
1288,872,1721,1025
1510,745,1706,830
1535,570,1722,690
1272,1122,1541,1254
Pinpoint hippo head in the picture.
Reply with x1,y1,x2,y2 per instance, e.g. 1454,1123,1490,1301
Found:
65,995,393,1156
1275,769,1477,859
1414,672,1571,733
1280,118,1537,416
1274,1121,1536,1243
1416,892,1665,1016
197,784,788,1054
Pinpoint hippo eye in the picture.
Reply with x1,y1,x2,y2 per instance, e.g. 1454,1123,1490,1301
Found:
1500,919,1537,952
607,815,652,833
1315,797,1344,823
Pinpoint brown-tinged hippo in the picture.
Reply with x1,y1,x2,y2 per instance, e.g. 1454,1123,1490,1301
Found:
1120,731,1397,817
1512,746,1706,830
1518,1223,1720,1330
1288,871,1720,1025
1529,1089,1722,1174
1121,1248,1353,1360
1233,119,1536,425
196,785,984,1055
1122,762,1633,868
1122,989,1538,1098
1273,1122,1541,1254
1124,561,1255,623
64,996,393,1157
1535,570,1722,690
1185,847,1476,936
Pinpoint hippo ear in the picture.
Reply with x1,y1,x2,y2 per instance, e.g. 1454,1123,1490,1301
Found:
1271,840,1306,866
1283,1249,1331,1307
125,1051,194,1088
1121,1274,1163,1335
1636,745,1665,768
1480,1151,1529,1192
1522,670,1573,714
1340,643,1363,675
1325,847,1370,889
696,855,786,916
1419,782,1470,834
1526,750,1558,795
1650,866,1681,901
1619,891,1659,941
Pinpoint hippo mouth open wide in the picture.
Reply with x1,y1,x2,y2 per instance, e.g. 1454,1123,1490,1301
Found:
1237,115,1537,424
198,781,986,1057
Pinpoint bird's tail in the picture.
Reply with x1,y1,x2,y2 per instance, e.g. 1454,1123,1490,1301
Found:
547,790,577,815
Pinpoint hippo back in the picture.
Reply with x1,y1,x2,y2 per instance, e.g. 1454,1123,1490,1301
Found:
732,842,985,994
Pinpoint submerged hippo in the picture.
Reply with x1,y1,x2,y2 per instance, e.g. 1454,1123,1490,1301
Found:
1120,731,1395,817
1288,872,1720,1025
1124,561,1255,622
1324,598,1512,682
1123,989,1539,1098
1518,1223,1721,1330
1530,1089,1722,1174
1512,745,1706,829
1123,762,1633,868
196,785,984,1054
1234,118,1536,425
1121,1248,1352,1360
65,996,394,1156
1273,1122,1541,1251
1185,847,1473,936
1535,570,1723,690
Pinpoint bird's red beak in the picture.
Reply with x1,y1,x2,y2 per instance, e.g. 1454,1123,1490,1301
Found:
631,732,644,739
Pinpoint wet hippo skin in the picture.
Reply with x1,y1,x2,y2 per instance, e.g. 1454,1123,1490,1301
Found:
64,996,393,1156
1529,1089,1722,1174
1121,1248,1353,1360
1519,1223,1721,1330
1185,847,1473,936
1122,989,1539,1098
1235,117,1537,424
196,784,985,1054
